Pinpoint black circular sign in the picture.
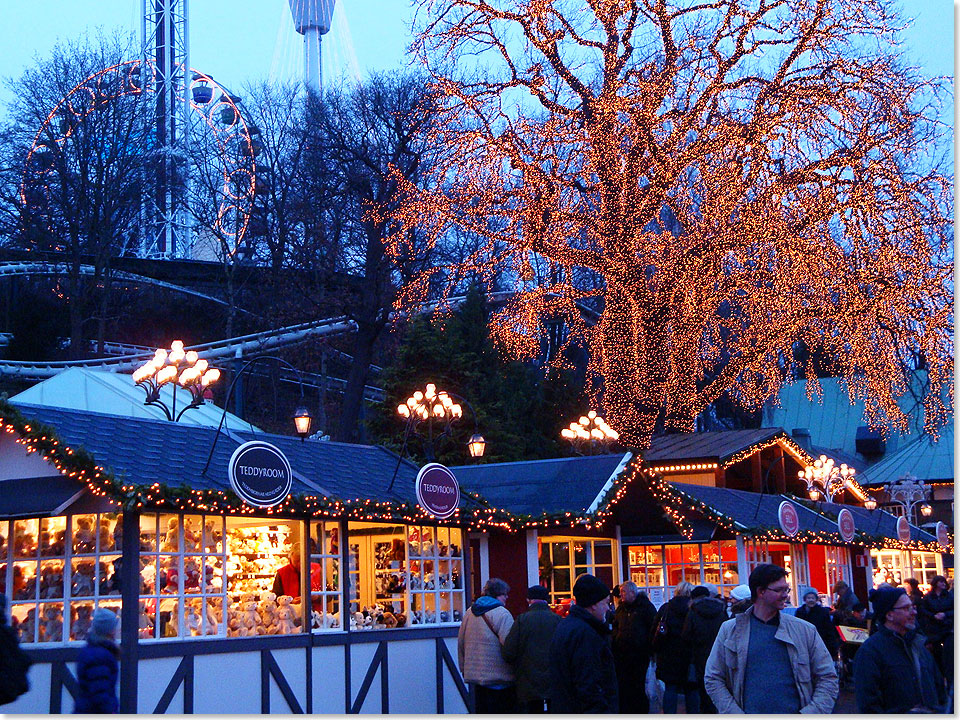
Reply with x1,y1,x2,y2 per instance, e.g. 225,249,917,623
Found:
228,441,292,508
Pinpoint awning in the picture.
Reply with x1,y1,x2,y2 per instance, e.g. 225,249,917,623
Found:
0,476,109,518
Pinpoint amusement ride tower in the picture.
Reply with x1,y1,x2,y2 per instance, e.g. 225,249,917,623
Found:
288,0,337,94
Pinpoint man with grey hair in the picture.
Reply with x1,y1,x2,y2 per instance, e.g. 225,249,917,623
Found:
458,578,516,713
612,581,656,713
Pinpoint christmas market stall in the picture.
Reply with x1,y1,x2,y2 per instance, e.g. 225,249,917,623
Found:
0,398,513,714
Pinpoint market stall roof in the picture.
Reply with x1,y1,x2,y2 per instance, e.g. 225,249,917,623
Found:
643,428,793,465
855,424,954,487
10,368,258,429
450,453,630,516
816,500,940,545
0,475,105,518
7,402,419,506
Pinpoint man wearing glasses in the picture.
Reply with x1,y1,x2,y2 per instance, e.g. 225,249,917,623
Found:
852,585,946,712
704,563,838,713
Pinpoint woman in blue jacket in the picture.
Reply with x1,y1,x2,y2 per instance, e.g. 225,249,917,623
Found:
74,608,120,714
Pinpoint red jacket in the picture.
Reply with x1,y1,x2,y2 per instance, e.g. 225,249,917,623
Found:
272,563,323,607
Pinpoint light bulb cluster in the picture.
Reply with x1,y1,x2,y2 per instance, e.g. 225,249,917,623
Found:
561,410,619,443
397,383,463,421
132,341,220,422
799,455,856,503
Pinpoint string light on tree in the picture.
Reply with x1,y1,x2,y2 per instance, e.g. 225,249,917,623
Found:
560,410,619,454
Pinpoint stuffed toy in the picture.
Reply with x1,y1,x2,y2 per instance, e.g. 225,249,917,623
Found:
41,604,63,642
185,599,203,636
98,519,114,552
203,520,220,552
182,518,200,551
14,529,37,558
162,517,180,552
380,611,397,629
71,604,93,640
40,564,64,599
72,561,95,597
241,600,262,636
274,595,297,634
140,563,157,595
18,607,37,642
138,601,154,639
182,557,201,592
203,599,219,635
227,603,242,637
73,518,96,554
259,592,278,632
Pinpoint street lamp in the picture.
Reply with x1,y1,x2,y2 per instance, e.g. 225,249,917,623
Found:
883,473,932,523
863,495,878,511
395,383,485,462
561,411,619,455
798,454,856,503
132,340,221,421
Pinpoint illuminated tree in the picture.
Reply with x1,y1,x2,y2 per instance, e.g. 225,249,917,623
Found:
389,0,954,451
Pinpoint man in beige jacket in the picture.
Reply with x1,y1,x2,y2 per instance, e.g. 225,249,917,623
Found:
457,577,515,713
704,564,838,713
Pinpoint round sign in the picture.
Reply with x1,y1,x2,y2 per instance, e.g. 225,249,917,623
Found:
415,463,460,519
896,515,911,543
228,441,293,508
778,501,800,537
837,508,856,542
936,522,950,549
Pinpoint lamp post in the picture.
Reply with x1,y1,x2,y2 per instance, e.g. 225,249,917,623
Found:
200,355,314,476
798,454,856,503
560,411,619,455
395,383,485,462
132,340,221,421
883,473,932,523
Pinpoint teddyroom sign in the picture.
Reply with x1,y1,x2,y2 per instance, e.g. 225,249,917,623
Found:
416,463,460,519
228,441,293,508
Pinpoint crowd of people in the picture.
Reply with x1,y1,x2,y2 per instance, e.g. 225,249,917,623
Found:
457,567,953,714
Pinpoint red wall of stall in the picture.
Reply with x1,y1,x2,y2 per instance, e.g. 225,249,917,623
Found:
488,531,530,617
807,544,828,595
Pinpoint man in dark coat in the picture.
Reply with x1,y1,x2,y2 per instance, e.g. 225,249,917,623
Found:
795,586,840,660
854,585,946,713
918,575,953,684
0,593,32,707
681,585,727,713
611,581,657,713
74,608,120,714
502,585,561,713
548,574,618,713
652,581,698,713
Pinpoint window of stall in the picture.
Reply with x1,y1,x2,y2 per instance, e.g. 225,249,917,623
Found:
871,548,906,587
308,520,345,631
908,551,942,592
823,546,851,596
538,537,616,605
627,541,739,606
138,513,309,640
0,514,123,644
345,521,465,629
742,539,805,606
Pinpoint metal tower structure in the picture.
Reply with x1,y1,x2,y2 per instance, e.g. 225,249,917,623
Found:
288,0,336,94
141,0,191,258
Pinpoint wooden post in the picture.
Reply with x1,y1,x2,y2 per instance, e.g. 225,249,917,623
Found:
119,509,140,713
773,445,786,493
751,453,762,493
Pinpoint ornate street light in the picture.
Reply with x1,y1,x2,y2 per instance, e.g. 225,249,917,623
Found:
862,495,878,511
395,383,485,462
132,340,221,421
798,454,856,503
883,473,932,523
561,411,619,455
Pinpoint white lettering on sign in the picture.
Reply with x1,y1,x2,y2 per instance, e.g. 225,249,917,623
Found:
423,483,455,494
238,466,286,478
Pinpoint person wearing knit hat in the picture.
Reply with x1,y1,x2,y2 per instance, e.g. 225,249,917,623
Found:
795,586,840,661
548,574,618,712
853,586,946,712
728,584,752,617
74,608,120,713
502,585,561,712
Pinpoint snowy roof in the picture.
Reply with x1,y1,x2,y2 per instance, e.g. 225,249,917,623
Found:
9,367,257,430
856,423,955,486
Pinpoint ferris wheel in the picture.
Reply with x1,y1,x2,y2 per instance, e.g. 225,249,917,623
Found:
20,0,259,260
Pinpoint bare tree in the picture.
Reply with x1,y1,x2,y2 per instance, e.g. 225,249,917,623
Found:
389,0,954,450
0,34,152,356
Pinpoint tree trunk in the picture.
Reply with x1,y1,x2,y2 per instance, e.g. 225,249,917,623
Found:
335,319,380,442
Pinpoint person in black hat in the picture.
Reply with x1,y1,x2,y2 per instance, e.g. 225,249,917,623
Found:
611,581,657,713
502,585,562,713
853,585,946,713
547,574,618,713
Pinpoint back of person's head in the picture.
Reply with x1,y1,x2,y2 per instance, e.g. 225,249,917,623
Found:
833,580,848,593
730,584,751,602
690,585,710,600
90,607,118,642
527,584,549,602
673,581,695,598
903,577,919,590
483,577,510,598
748,563,788,601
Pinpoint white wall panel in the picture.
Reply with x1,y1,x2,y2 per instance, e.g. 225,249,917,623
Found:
3,661,51,713
441,636,469,713
312,645,347,713
387,638,434,713
349,642,382,714
193,651,260,713
270,647,307,712
137,656,183,713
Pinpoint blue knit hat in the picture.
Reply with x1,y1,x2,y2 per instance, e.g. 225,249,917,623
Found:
91,607,118,637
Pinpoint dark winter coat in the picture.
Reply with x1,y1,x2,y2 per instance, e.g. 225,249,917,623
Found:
501,601,561,704
74,637,119,714
831,587,860,625
682,597,728,677
611,594,657,663
795,604,841,659
918,590,953,643
853,625,945,713
548,604,618,713
0,622,32,706
652,595,694,686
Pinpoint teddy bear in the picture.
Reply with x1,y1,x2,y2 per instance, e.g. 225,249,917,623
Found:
140,563,157,595
40,604,63,642
17,607,37,643
72,561,95,597
203,598,220,635
380,611,398,629
239,600,261,636
71,604,93,640
40,564,64,599
14,529,36,558
184,599,203,636
274,595,297,634
258,592,278,632
98,518,115,552
203,520,221,552
138,601,154,639
40,530,65,557
227,603,242,637
161,517,180,552
73,517,96,554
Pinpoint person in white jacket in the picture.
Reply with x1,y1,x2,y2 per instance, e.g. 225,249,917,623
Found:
457,577,515,713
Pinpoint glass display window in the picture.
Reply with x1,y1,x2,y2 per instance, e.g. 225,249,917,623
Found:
309,520,343,631
871,549,905,588
539,536,617,605
908,552,942,592
1,514,122,645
